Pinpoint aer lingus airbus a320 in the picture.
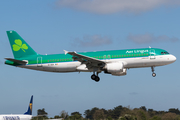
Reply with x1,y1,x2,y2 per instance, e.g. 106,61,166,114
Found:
5,31,176,82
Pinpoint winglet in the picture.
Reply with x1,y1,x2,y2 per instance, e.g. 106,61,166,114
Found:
64,50,69,55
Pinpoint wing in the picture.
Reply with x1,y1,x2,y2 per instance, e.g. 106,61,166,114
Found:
64,50,105,68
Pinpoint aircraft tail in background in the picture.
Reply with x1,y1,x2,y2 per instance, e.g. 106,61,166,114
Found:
24,95,33,115
6,31,38,59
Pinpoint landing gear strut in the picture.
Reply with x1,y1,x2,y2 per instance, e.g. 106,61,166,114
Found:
151,66,156,77
91,71,100,82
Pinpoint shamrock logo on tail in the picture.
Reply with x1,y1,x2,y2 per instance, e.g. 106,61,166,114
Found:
13,39,28,52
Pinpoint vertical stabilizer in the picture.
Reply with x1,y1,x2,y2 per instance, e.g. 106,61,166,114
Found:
24,95,33,115
6,31,38,58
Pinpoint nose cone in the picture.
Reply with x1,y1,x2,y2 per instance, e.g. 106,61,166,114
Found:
170,55,176,63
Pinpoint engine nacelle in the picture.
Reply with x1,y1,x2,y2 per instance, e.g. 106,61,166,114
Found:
111,69,127,76
104,62,124,73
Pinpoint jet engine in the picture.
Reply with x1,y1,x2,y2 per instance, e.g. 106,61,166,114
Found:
104,62,123,72
111,69,127,76
103,62,127,76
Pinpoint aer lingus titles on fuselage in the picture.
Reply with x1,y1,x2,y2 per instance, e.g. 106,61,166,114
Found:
5,31,176,82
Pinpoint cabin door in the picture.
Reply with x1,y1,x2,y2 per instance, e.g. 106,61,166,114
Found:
150,49,156,59
37,57,42,67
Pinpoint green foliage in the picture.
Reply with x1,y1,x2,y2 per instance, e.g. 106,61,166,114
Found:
54,115,61,119
137,110,147,120
111,105,124,119
33,108,48,120
93,109,106,120
140,106,147,112
60,110,68,119
84,107,99,119
68,111,82,120
168,108,180,115
37,108,48,116
36,106,180,120
149,116,161,120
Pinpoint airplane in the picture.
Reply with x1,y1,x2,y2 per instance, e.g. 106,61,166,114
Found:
0,95,33,120
5,31,176,82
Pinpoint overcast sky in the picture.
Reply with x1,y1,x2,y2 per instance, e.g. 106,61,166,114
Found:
0,0,180,117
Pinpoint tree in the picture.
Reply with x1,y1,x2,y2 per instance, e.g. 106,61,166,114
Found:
68,111,82,120
162,113,176,120
111,105,124,119
54,115,61,119
136,110,147,120
149,116,161,120
60,110,68,119
93,109,106,120
168,108,180,115
38,108,48,116
84,107,99,119
140,106,147,112
32,108,48,120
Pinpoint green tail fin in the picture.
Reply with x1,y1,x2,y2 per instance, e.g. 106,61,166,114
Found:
6,31,38,58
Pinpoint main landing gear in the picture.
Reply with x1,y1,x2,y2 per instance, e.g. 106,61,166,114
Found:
91,71,100,82
151,66,156,77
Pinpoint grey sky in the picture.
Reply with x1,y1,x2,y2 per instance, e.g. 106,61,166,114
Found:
71,35,112,47
127,33,179,44
55,0,180,14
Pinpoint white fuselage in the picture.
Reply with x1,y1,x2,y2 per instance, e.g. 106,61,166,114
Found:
0,115,32,120
19,54,176,73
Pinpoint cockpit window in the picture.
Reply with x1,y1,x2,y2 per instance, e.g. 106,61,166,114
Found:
161,52,169,55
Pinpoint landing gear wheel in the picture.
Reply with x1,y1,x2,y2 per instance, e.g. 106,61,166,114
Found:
152,73,156,77
91,74,96,80
91,70,101,82
94,76,100,82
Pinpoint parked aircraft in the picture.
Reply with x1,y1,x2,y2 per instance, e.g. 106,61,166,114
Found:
0,96,33,120
5,31,176,82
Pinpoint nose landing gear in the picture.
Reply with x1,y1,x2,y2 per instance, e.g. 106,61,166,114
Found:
151,66,156,77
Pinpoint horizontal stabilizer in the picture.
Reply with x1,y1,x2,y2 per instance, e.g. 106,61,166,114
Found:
5,58,27,65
